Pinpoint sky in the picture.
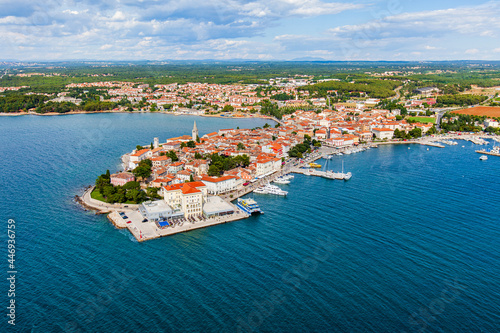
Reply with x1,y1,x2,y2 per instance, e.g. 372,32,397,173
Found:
1,0,500,61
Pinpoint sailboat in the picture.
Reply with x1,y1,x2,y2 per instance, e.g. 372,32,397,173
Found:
342,160,352,181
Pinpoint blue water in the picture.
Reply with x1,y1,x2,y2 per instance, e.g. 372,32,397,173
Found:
1,114,499,332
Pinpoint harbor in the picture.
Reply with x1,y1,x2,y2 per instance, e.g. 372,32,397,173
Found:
476,146,500,157
80,133,500,243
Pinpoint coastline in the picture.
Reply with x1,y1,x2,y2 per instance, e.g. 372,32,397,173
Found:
0,109,276,121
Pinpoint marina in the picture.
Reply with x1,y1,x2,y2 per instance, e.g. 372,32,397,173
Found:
81,133,500,243
476,146,500,157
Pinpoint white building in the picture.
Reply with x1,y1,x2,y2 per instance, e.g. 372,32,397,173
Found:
192,121,199,141
372,128,394,140
161,182,208,218
201,175,239,195
128,149,152,169
484,119,499,128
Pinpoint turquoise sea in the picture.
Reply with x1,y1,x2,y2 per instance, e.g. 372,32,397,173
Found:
1,113,499,332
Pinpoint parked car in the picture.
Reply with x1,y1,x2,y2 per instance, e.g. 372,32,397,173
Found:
122,215,128,219
243,182,250,186
126,221,132,224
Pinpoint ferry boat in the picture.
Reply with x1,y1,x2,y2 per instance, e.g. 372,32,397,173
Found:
236,198,264,215
309,162,322,168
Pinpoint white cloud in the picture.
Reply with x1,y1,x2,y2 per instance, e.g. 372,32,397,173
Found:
465,48,479,54
0,0,498,61
328,1,500,40
287,0,364,16
111,11,126,21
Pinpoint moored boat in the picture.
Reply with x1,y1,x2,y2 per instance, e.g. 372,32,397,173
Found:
273,177,290,184
237,198,264,215
254,183,288,196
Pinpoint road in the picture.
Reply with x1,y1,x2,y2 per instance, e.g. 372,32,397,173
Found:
391,85,403,101
432,95,495,130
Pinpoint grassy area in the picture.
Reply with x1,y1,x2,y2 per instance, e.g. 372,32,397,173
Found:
91,187,141,204
408,116,436,124
90,188,106,202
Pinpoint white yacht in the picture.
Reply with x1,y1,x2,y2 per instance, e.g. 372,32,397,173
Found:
254,183,288,196
253,187,268,194
273,177,290,185
480,155,488,161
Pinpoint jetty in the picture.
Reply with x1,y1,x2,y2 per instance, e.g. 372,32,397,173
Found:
291,167,351,180
475,149,500,157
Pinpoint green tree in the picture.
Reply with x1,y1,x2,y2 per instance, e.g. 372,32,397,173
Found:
123,181,140,190
409,128,422,138
237,142,245,150
95,174,111,193
132,159,152,180
166,150,178,162
102,185,116,201
427,126,437,135
208,164,221,177
146,187,161,200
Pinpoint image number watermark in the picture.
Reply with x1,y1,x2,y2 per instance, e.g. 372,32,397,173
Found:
403,278,466,333
6,219,17,326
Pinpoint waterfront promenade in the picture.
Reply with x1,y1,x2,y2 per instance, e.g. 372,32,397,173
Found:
79,186,139,213
80,186,251,242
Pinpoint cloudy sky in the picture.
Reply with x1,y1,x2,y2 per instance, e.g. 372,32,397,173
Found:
1,0,500,61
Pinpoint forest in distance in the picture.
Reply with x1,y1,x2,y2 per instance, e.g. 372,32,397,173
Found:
1,60,500,91
1,60,499,114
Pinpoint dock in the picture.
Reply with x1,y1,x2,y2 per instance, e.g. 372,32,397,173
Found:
290,167,350,180
476,150,500,157
126,209,249,242
419,142,445,148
